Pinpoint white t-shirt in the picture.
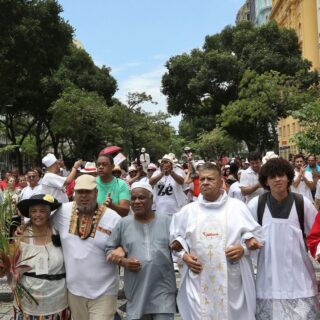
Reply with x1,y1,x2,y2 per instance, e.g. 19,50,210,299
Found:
152,167,187,216
40,172,68,203
228,181,246,203
20,184,42,200
315,180,320,200
52,202,121,299
291,170,313,202
239,166,264,203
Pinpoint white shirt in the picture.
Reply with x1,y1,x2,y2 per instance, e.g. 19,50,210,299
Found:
139,153,150,172
52,202,121,299
152,167,187,215
40,172,68,203
315,180,320,200
228,181,246,203
20,184,42,200
291,170,313,202
239,167,264,203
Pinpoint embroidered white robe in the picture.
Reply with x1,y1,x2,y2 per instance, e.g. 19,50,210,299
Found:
170,191,262,320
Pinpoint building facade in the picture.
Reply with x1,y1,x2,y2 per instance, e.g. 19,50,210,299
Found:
236,0,251,24
271,0,320,159
255,0,272,25
236,0,256,24
270,0,320,70
249,0,257,22
277,116,302,159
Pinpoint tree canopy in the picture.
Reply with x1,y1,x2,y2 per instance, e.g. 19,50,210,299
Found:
291,87,320,155
162,21,316,153
0,0,73,110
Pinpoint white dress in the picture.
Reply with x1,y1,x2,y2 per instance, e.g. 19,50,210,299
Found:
171,192,262,320
17,239,67,316
248,195,320,319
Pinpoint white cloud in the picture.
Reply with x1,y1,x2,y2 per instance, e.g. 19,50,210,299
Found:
150,53,169,61
115,65,181,130
111,61,143,75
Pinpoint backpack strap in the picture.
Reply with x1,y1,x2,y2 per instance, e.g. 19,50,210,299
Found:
257,192,269,225
292,192,305,237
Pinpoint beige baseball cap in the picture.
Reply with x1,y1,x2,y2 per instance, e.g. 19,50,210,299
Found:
74,174,97,190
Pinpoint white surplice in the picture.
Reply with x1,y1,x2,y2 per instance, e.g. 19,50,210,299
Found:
248,195,320,319
170,191,262,320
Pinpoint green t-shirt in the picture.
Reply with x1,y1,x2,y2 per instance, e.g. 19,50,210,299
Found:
96,176,131,205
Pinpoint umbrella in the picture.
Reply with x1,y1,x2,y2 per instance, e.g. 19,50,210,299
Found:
99,146,122,155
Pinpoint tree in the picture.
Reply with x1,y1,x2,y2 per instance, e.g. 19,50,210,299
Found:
109,93,174,161
291,96,320,155
0,0,73,169
218,70,309,152
162,21,315,146
49,87,121,160
35,44,117,160
194,128,239,159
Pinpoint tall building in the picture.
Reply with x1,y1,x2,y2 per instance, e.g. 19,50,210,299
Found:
249,0,257,22
236,0,256,24
270,0,320,70
236,0,251,24
318,0,320,50
271,0,320,159
255,0,272,25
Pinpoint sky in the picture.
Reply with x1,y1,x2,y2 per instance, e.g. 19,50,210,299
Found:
58,0,244,129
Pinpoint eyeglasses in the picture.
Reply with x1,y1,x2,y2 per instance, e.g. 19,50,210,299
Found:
96,162,112,167
147,169,156,172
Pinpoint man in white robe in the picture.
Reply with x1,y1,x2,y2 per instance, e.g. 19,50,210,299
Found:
170,162,262,320
140,148,150,173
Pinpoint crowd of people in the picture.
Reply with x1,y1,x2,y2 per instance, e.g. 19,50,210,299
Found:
3,147,320,320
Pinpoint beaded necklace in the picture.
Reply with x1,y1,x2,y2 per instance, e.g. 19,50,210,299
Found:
69,202,105,239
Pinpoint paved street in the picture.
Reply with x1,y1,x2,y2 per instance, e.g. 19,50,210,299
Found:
0,273,181,320
1,261,320,319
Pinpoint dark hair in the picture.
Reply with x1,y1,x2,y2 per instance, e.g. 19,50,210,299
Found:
259,158,294,190
307,154,316,161
33,167,43,178
198,162,221,176
97,154,114,165
248,151,262,162
229,163,239,176
293,154,305,162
